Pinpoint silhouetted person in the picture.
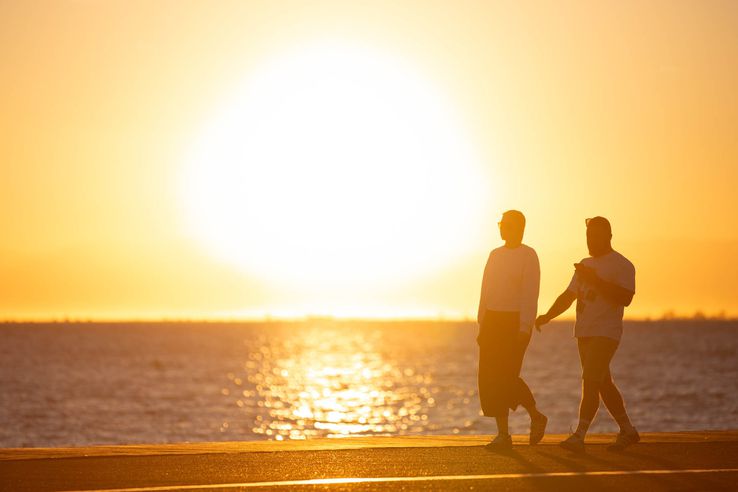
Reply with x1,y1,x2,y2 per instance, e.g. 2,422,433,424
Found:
536,216,638,452
477,210,547,451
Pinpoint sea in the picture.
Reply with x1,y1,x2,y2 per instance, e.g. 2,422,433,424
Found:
1,320,736,448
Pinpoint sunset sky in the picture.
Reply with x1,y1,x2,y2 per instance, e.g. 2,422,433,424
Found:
1,1,737,320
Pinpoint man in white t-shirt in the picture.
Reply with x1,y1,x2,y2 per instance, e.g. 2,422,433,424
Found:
535,216,638,452
477,210,547,451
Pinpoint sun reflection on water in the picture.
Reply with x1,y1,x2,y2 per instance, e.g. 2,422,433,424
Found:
224,326,439,440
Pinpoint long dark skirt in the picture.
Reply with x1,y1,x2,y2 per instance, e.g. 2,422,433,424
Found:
477,310,535,418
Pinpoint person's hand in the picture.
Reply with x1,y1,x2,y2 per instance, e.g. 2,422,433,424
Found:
535,314,550,331
574,263,599,284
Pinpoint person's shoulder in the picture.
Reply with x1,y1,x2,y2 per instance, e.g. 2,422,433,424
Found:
490,245,506,255
520,243,536,253
487,246,504,261
520,244,539,258
611,250,635,270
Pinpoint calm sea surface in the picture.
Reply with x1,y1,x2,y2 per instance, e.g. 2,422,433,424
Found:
1,321,736,447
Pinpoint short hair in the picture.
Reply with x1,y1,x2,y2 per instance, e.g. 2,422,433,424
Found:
586,216,612,234
502,210,526,229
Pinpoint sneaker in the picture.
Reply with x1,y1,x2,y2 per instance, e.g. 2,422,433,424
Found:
485,434,512,451
529,414,548,445
559,433,585,453
608,428,640,452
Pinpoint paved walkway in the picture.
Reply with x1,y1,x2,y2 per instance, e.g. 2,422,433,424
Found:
2,431,737,491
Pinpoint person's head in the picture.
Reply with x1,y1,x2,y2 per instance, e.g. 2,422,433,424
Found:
498,210,526,245
585,216,613,256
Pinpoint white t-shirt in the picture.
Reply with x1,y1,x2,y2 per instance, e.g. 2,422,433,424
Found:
567,250,635,341
478,244,540,334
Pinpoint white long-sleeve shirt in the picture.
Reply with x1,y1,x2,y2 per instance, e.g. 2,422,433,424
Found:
477,244,540,334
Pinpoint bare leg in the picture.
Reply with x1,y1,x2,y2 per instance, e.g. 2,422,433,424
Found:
600,376,635,432
574,379,600,437
495,413,509,437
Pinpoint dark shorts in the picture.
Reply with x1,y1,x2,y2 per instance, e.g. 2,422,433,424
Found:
477,310,532,417
577,336,619,383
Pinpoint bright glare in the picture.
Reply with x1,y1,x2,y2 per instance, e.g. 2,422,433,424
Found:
180,43,490,290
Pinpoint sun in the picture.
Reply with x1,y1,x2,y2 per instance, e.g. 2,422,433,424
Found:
179,42,491,292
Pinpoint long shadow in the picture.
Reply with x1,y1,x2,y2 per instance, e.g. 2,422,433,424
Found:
480,447,559,492
537,445,733,492
535,447,612,469
533,448,612,490
609,444,736,491
482,447,548,473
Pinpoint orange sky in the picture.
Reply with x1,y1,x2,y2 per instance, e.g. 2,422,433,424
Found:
1,1,737,320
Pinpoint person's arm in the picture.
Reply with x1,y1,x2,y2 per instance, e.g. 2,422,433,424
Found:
535,290,576,329
574,264,634,307
519,250,540,335
477,254,492,324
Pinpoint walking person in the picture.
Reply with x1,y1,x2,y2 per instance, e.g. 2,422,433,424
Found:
536,216,639,452
477,210,548,451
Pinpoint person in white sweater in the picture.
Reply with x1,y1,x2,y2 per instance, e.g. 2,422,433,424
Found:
477,210,548,450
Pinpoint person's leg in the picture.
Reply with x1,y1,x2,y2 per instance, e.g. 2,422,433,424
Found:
477,317,500,423
509,331,545,420
506,330,547,445
495,413,509,437
478,345,494,418
561,372,599,452
486,409,512,450
573,337,602,438
517,378,544,419
478,317,509,441
574,378,600,438
482,312,520,450
603,371,640,450
600,375,635,433
586,337,635,434
495,366,513,437
517,376,548,445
